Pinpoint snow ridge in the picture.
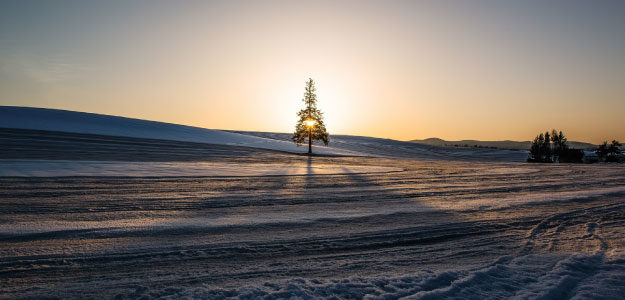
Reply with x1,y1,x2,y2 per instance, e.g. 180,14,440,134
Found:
124,252,625,299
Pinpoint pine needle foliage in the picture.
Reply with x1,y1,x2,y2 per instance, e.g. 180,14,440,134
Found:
292,78,329,146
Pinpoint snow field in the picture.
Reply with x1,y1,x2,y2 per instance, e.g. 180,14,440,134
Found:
0,160,402,177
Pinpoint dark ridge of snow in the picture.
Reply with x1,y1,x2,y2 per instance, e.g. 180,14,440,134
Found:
152,251,624,299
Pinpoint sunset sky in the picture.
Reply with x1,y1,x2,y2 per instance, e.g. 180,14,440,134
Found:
1,0,624,143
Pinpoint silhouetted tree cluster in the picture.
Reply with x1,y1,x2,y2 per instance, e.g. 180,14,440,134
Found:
596,140,622,162
528,131,551,162
528,130,583,163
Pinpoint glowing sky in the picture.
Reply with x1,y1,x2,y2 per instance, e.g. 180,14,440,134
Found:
1,1,624,143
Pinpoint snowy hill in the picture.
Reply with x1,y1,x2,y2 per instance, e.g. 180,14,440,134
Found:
0,106,528,161
230,130,529,162
0,106,361,156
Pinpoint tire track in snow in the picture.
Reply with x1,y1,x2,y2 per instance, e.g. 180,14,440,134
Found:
2,156,625,298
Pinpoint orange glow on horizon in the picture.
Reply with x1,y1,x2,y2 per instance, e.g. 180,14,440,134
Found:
1,2,624,144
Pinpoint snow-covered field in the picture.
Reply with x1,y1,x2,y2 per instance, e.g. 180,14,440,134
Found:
0,160,402,177
2,159,625,299
1,107,624,299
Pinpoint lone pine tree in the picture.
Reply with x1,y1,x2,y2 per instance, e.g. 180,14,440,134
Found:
292,78,329,154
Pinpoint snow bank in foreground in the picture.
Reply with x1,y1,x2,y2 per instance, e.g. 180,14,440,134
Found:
0,106,363,156
0,159,402,177
117,250,625,299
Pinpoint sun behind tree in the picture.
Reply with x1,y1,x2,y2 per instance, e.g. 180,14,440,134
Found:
292,78,329,154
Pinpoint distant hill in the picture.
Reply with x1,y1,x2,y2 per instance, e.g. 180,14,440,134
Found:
411,138,596,150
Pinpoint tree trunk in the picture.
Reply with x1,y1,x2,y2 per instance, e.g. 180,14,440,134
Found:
308,126,312,154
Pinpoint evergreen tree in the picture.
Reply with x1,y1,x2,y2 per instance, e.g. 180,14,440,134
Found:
551,129,568,162
542,131,552,162
596,141,609,161
529,133,545,162
292,78,329,154
529,129,581,163
609,140,621,155
607,140,622,162
558,131,567,147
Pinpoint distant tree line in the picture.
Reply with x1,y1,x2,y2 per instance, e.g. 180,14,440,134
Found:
596,140,622,162
449,144,499,149
528,130,584,163
528,130,623,163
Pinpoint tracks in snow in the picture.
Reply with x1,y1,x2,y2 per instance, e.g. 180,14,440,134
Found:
1,159,625,298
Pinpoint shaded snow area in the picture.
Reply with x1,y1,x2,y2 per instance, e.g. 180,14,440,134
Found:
0,106,362,156
0,160,402,177
2,159,625,299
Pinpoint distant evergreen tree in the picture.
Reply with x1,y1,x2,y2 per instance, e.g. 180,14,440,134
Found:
529,129,580,163
607,140,622,162
596,141,609,161
596,140,622,162
609,140,621,155
292,78,329,154
550,129,568,162
542,131,552,162
558,131,567,147
529,133,545,162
